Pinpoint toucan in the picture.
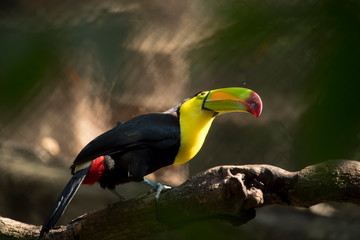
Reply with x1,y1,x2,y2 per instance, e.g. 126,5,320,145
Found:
40,87,262,237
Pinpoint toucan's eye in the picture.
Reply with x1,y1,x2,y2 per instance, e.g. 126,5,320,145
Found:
195,91,209,99
198,91,207,97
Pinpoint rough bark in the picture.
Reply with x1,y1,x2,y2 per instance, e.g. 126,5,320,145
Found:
0,159,359,239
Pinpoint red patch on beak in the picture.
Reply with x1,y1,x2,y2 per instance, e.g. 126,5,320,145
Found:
82,156,105,185
245,92,263,118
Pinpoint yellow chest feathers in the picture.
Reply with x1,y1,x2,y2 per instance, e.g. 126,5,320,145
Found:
173,97,215,165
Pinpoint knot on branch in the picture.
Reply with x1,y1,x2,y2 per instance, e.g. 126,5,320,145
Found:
205,166,265,209
156,165,269,226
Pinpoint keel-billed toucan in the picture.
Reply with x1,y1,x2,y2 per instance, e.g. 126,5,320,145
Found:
40,87,262,236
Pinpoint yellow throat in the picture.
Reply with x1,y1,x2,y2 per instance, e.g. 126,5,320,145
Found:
173,96,215,165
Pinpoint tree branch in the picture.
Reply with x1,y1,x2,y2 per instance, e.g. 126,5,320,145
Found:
1,160,359,239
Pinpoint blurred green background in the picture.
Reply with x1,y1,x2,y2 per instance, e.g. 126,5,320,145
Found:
0,0,359,239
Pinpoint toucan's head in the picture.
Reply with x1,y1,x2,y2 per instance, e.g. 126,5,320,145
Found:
183,87,262,118
173,87,262,165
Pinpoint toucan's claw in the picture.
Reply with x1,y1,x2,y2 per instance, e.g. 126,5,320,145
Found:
143,179,171,200
155,184,171,199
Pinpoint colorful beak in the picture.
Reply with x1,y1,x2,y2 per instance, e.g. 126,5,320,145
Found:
202,87,262,117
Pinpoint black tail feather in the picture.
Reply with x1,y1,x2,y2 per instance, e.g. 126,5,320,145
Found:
40,167,90,237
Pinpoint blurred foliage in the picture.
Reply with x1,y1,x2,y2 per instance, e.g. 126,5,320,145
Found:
0,29,58,115
298,0,360,164
0,10,135,123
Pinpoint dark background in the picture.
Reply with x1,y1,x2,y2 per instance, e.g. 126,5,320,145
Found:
1,1,360,239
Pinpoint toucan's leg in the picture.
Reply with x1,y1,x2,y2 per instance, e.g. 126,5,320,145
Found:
106,187,127,201
143,179,171,199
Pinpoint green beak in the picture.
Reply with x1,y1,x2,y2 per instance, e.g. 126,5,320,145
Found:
202,87,262,117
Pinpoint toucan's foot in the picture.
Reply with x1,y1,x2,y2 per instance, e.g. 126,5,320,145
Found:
143,179,171,199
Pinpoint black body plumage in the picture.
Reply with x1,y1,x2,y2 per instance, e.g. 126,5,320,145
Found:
71,113,181,188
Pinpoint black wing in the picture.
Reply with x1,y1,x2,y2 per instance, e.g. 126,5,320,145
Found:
72,113,180,168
